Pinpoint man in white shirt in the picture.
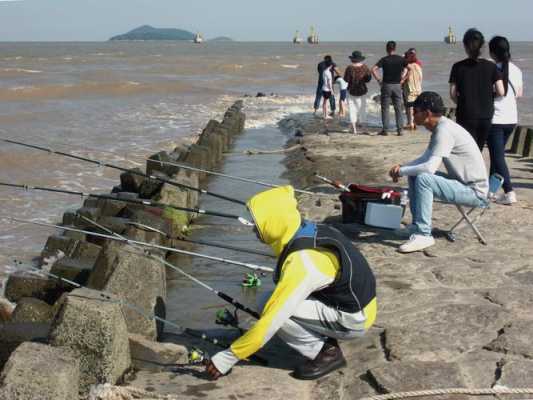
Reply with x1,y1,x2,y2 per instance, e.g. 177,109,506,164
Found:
389,92,489,253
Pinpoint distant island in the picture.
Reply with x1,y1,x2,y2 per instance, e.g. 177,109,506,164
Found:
109,25,234,42
110,25,195,41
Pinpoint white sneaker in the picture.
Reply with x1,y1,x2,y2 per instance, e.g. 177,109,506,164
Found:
398,234,435,253
394,224,417,239
496,191,517,205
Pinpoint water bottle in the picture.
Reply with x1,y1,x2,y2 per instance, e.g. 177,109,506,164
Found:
400,190,409,206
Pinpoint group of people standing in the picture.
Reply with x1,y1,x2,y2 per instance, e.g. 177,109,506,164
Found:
313,30,523,204
313,41,423,135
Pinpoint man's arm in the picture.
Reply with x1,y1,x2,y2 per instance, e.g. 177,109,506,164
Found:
449,83,458,104
400,67,409,85
371,65,381,84
399,155,442,176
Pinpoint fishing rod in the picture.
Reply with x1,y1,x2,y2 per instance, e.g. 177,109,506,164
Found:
9,259,267,365
149,159,323,196
0,181,253,226
9,217,273,276
78,215,262,318
0,137,246,206
124,220,274,258
314,173,351,192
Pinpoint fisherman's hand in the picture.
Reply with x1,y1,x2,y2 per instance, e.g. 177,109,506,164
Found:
389,165,401,181
205,359,223,381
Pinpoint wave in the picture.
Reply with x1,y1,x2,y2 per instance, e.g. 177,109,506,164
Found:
281,64,300,69
0,80,200,101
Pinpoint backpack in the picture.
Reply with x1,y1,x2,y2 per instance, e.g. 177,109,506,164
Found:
346,65,371,96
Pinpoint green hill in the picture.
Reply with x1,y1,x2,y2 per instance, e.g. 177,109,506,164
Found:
109,25,195,41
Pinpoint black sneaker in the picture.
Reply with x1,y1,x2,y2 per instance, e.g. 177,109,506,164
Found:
378,130,388,136
397,130,404,136
292,338,347,380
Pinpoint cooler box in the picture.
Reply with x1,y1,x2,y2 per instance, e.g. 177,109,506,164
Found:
339,184,402,225
364,203,404,229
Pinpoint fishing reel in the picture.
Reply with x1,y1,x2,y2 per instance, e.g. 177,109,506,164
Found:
188,347,209,365
241,272,261,288
215,308,240,329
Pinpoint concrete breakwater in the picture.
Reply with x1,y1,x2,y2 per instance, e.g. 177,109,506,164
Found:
0,101,246,398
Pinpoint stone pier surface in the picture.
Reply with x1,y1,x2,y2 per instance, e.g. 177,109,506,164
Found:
125,114,533,399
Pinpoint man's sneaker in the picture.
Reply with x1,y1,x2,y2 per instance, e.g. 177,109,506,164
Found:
378,130,388,136
398,234,435,253
496,191,517,205
394,224,417,239
293,338,347,380
397,130,404,136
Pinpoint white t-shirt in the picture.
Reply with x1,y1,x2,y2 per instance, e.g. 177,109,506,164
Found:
492,62,523,124
322,69,333,92
335,77,348,91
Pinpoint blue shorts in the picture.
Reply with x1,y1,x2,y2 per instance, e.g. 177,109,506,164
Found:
340,89,347,101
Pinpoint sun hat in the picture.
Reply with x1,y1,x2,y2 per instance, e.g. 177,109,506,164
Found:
349,51,365,62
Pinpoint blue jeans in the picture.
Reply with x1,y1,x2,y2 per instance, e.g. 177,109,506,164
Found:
314,79,336,111
487,124,515,193
408,173,488,236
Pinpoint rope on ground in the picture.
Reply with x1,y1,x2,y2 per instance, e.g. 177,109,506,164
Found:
225,144,302,155
359,386,533,400
88,383,178,400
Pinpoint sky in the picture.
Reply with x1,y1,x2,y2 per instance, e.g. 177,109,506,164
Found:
0,0,532,42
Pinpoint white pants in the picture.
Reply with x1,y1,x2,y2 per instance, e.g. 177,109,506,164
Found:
348,95,367,129
258,290,366,360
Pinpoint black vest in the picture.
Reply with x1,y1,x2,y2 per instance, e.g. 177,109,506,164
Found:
275,221,376,313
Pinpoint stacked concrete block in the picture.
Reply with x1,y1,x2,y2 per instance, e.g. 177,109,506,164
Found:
0,322,51,369
10,297,56,324
510,125,529,154
87,241,166,340
522,128,533,158
49,288,131,393
0,342,80,400
5,272,70,305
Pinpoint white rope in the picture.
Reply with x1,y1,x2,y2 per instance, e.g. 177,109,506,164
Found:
360,386,533,400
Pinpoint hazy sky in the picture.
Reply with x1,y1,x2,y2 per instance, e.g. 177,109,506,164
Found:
1,0,532,41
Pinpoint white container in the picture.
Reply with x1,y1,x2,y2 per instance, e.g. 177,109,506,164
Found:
364,202,403,230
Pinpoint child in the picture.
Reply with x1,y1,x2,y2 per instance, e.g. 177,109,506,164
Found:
334,73,348,117
321,62,334,119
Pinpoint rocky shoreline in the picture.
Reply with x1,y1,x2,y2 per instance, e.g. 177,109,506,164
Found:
1,101,533,400
0,101,246,399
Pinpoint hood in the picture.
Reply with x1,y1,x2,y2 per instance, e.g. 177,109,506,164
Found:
246,185,301,256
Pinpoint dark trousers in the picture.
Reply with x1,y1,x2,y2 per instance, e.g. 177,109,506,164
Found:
314,79,336,111
487,124,515,193
457,118,492,150
381,83,403,132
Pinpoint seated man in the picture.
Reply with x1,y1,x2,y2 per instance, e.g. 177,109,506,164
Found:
205,186,377,380
389,91,489,253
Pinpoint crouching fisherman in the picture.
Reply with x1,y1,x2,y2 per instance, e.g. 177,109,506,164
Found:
205,186,377,380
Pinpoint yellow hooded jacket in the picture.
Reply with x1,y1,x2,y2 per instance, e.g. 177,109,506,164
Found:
210,186,377,374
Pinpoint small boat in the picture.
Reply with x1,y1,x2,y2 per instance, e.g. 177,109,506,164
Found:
194,33,204,44
293,30,303,44
444,26,456,44
307,26,319,44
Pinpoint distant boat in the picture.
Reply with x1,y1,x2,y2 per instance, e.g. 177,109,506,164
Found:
293,30,303,44
444,26,457,44
307,26,319,44
194,33,204,44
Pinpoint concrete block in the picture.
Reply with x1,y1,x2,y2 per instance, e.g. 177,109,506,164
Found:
5,272,70,305
146,150,182,177
87,242,166,340
10,298,55,323
95,196,127,217
510,125,528,154
49,288,131,393
129,334,187,371
198,130,224,164
50,257,94,285
94,216,130,235
41,235,78,259
119,167,145,193
139,171,168,199
505,125,518,151
0,342,79,400
0,322,51,369
522,128,533,158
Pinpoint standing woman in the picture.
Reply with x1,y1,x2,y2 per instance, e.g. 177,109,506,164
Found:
488,36,523,205
344,51,371,134
403,49,423,130
449,28,505,149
